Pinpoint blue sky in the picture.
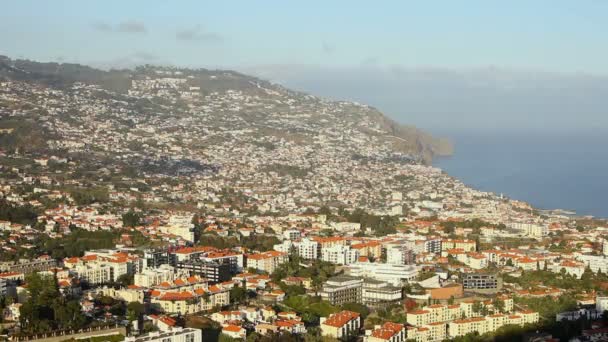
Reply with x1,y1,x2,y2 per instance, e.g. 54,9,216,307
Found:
2,0,608,73
2,1,608,134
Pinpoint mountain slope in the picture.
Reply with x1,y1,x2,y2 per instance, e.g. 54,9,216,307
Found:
0,56,451,163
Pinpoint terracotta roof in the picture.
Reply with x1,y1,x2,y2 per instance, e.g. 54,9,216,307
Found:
248,250,287,260
223,325,243,333
323,310,360,328
370,322,404,340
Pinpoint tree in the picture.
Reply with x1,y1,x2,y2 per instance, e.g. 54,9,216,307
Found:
122,210,142,227
230,285,247,304
494,298,505,313
472,301,482,315
117,273,134,287
127,301,145,322
19,273,87,334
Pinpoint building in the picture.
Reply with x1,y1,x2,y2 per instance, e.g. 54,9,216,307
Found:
362,279,402,309
150,285,229,315
134,265,189,288
176,260,231,283
72,264,113,285
96,286,145,303
441,239,476,252
597,295,608,313
246,251,288,274
297,238,319,260
365,322,406,342
124,328,200,342
386,246,415,265
0,257,58,274
202,250,244,274
351,242,382,259
447,311,539,338
283,229,301,241
345,263,418,286
320,276,363,305
143,249,169,269
424,239,442,254
321,310,361,339
321,245,359,265
461,272,502,294
222,325,246,339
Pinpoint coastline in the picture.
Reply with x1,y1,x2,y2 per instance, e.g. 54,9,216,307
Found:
432,133,608,220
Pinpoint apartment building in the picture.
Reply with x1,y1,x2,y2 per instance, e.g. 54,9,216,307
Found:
297,238,319,260
320,275,363,305
447,311,538,338
321,245,359,265
441,239,476,252
134,265,189,288
461,272,502,294
362,279,402,309
246,251,288,274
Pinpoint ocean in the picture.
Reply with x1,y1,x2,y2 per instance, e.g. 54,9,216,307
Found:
433,131,608,218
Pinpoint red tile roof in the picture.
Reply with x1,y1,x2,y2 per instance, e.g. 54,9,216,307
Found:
323,310,360,328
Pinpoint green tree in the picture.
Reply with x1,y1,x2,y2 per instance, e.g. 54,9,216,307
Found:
122,210,142,227
340,302,370,319
127,302,145,322
230,286,248,304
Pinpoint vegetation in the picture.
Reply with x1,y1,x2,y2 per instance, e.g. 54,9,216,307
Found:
35,228,149,259
70,187,109,205
0,199,38,225
19,273,87,335
197,232,280,252
504,269,608,292
122,210,142,227
282,295,339,325
440,218,506,234
340,208,399,236
271,254,336,289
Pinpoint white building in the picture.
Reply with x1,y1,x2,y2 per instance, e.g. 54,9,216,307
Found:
125,328,200,342
597,295,608,313
297,238,319,260
386,246,414,265
577,254,608,274
345,263,418,286
283,229,301,241
134,265,189,288
322,245,359,265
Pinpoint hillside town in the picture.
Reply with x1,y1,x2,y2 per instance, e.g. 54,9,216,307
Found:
0,60,607,342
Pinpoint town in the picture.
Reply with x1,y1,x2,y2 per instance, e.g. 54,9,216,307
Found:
0,58,607,342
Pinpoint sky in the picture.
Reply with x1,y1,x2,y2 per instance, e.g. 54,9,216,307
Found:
2,0,608,135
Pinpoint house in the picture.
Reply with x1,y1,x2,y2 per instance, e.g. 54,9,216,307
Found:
321,310,361,339
222,324,246,339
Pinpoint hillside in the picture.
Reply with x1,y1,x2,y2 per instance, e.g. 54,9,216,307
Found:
0,56,451,163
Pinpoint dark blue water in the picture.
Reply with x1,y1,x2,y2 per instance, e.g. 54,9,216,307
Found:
433,132,608,218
